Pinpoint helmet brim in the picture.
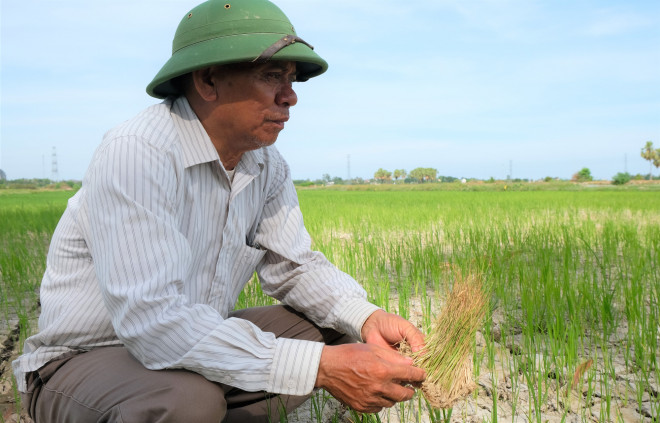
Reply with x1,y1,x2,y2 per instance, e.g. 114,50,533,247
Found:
147,33,328,99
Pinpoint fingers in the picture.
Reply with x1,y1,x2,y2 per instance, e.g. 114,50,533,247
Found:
383,383,417,403
362,310,426,353
352,378,417,413
373,344,414,364
403,325,426,353
389,361,427,387
365,351,425,405
316,343,426,414
372,347,426,383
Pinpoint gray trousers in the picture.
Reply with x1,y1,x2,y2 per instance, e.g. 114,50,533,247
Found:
23,305,354,423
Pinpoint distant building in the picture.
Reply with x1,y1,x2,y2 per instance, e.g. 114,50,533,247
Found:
0,169,6,181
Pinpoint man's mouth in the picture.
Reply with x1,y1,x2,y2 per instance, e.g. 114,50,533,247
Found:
266,116,289,129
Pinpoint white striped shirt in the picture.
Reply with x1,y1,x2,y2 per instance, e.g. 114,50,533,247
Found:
13,96,379,395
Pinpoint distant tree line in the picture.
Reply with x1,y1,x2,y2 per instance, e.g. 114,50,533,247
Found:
0,178,81,190
293,167,659,187
373,167,461,184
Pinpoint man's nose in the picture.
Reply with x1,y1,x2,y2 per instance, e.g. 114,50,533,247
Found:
276,83,297,107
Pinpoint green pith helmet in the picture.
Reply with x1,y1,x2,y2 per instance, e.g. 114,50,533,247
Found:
146,0,328,99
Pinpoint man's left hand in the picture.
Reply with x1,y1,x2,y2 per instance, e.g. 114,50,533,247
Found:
361,310,425,354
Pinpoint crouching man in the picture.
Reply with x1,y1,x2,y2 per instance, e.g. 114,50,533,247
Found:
13,0,425,421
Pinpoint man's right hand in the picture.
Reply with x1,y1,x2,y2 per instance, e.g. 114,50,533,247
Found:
315,343,426,414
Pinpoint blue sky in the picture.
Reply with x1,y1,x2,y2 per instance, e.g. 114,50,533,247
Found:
2,0,659,181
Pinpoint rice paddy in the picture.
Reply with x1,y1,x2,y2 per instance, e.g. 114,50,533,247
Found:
1,187,659,422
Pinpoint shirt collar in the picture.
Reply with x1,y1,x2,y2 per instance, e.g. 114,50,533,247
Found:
169,96,265,175
170,96,220,169
237,146,265,177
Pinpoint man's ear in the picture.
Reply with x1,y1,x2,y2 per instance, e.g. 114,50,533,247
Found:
191,67,219,101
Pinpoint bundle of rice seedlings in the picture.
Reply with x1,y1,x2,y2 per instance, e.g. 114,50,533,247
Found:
400,273,489,409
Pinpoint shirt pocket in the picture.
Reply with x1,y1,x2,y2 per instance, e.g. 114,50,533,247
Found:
236,243,267,284
224,243,267,310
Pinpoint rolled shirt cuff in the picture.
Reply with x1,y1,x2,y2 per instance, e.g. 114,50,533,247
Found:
332,298,382,342
269,337,325,395
267,300,381,395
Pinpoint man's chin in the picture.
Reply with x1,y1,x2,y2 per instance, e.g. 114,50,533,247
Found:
249,136,279,150
261,131,282,145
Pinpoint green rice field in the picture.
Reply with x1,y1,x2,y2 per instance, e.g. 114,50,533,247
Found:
1,187,659,422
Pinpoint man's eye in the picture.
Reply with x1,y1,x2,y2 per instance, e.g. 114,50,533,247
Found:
261,70,295,85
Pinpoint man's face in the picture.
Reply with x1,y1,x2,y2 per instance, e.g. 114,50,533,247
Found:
210,61,298,153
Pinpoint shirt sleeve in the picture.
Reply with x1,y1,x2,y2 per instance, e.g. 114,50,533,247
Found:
84,136,333,395
254,150,381,347
250,152,381,394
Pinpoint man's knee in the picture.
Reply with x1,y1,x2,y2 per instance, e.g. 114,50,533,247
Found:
38,347,228,423
161,376,227,422
119,370,227,422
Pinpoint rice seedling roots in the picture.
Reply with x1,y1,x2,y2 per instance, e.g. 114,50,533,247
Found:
399,339,477,409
